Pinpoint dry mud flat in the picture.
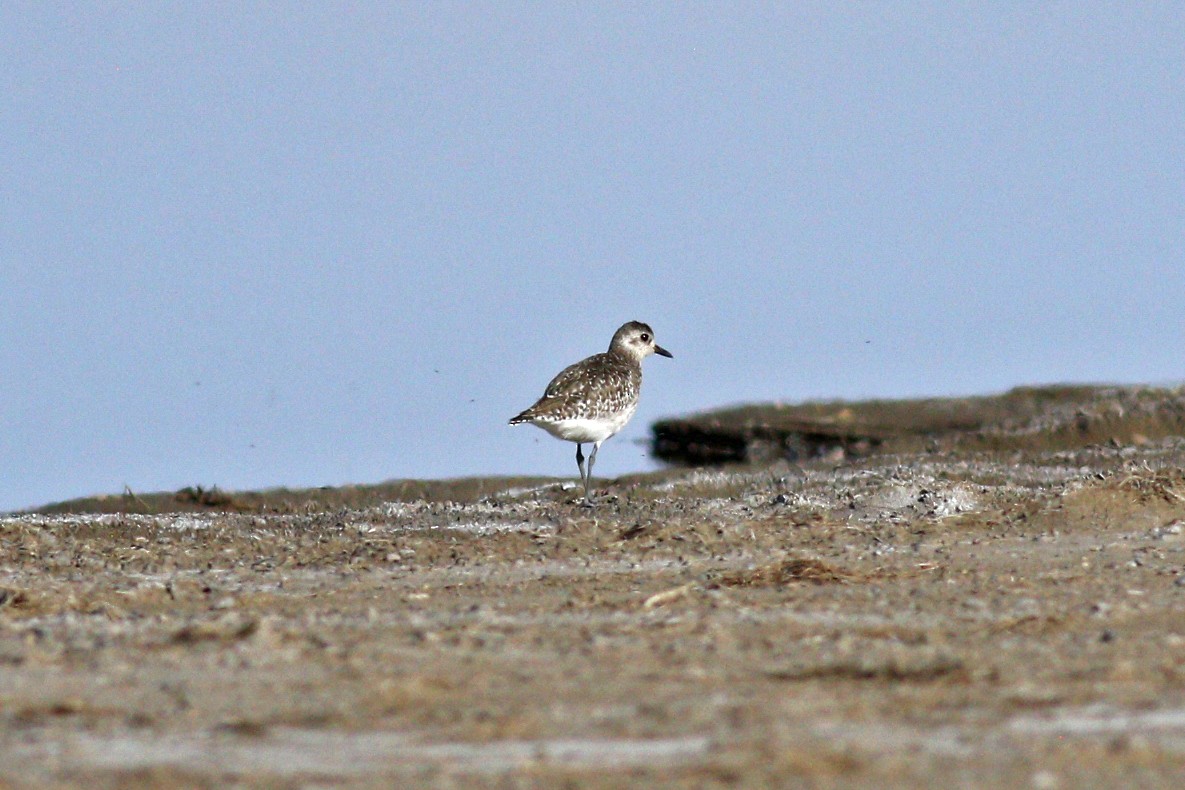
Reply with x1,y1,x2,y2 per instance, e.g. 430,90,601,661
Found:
4,388,1185,787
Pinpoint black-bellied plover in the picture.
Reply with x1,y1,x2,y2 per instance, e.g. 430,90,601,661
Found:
510,321,673,504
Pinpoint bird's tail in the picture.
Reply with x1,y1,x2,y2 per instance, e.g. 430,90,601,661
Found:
508,410,533,425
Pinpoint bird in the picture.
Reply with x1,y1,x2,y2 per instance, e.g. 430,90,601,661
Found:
509,321,672,504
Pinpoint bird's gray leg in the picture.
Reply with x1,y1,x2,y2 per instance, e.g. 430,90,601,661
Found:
575,444,587,495
584,441,601,504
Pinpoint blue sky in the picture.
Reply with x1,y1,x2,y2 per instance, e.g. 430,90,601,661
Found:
2,3,1183,511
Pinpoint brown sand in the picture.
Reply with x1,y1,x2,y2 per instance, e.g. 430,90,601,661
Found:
3,386,1185,787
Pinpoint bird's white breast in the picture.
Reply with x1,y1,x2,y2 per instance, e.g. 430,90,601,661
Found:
531,405,637,444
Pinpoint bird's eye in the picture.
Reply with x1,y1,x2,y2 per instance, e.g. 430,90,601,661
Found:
640,333,650,342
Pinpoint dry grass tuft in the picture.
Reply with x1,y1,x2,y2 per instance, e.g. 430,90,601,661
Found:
718,556,856,587
174,485,250,510
1107,465,1185,504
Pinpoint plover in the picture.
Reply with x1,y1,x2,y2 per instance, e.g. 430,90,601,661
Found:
510,321,673,504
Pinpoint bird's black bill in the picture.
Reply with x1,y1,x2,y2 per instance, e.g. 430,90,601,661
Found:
655,345,673,358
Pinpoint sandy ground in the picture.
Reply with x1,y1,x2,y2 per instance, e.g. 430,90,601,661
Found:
4,394,1185,786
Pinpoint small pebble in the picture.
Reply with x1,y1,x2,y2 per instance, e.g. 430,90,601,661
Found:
1031,770,1058,789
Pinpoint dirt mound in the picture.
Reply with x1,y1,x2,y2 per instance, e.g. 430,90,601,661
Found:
652,384,1185,465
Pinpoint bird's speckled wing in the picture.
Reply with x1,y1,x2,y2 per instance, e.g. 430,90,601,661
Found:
514,352,640,423
542,354,605,398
